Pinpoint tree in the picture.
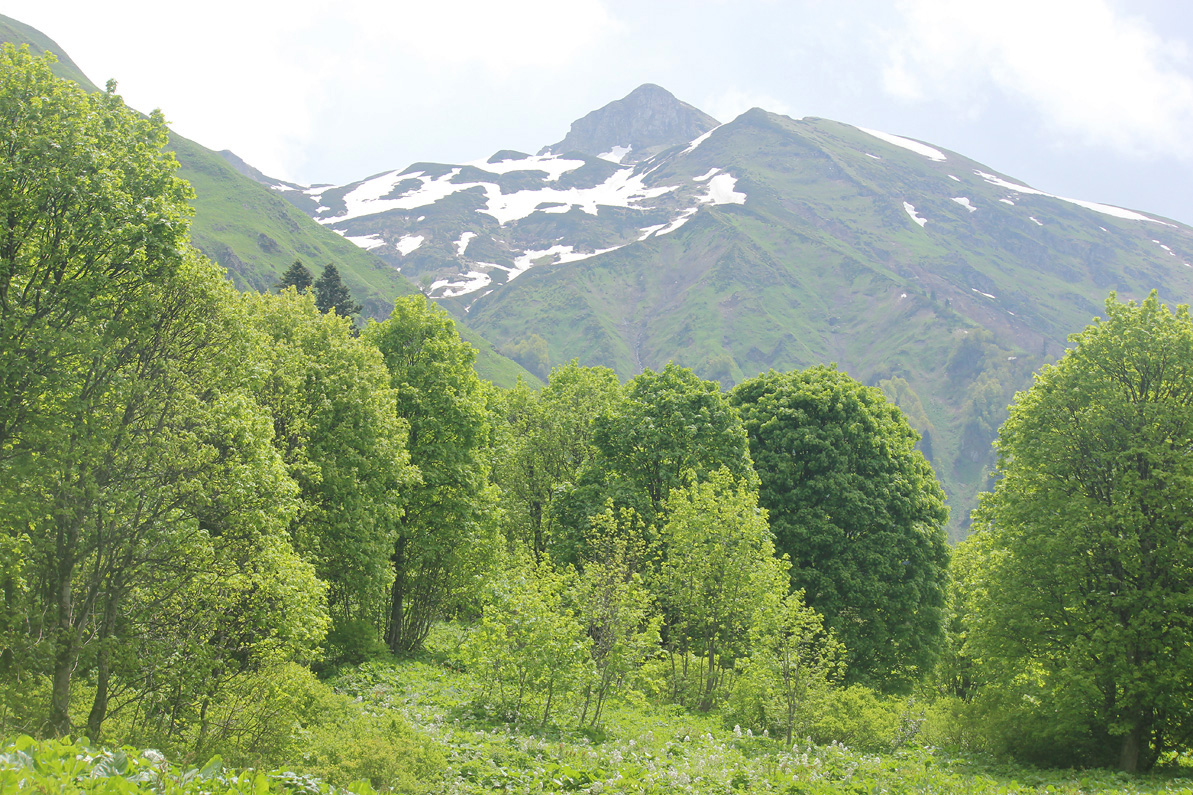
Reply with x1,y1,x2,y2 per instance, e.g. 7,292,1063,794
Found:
730,365,949,693
464,558,591,725
656,469,788,710
490,362,622,561
730,590,844,745
243,289,416,629
313,263,363,318
556,363,755,558
275,259,314,293
362,295,496,653
964,292,1193,772
0,46,327,742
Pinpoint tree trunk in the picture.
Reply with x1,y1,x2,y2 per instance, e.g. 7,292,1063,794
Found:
1119,724,1142,773
385,535,407,653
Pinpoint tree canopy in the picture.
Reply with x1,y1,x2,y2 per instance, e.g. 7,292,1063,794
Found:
963,292,1193,772
731,365,949,692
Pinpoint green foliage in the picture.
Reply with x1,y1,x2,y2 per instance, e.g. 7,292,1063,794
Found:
728,590,844,745
731,365,950,692
557,363,755,560
313,263,364,319
464,558,592,725
574,506,662,726
363,296,497,654
243,289,415,630
656,470,788,711
275,259,314,293
489,362,622,561
964,292,1193,772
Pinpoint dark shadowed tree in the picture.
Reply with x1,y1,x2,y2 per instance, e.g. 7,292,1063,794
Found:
313,263,363,318
275,259,314,293
730,365,949,693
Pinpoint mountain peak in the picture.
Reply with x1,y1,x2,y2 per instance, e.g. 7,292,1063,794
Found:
541,84,719,163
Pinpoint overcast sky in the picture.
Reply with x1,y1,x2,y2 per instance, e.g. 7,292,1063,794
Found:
11,0,1193,225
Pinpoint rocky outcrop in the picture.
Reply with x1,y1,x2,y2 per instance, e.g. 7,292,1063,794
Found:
542,84,719,162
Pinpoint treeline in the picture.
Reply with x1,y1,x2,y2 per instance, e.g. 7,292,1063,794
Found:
3,44,1193,780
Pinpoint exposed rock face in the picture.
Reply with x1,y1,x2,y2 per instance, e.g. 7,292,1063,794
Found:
542,83,720,162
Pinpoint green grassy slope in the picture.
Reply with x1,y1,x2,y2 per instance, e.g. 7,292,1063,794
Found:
467,110,1193,535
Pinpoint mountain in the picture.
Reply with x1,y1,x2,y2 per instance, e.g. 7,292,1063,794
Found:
541,83,720,163
269,87,1193,537
0,15,535,387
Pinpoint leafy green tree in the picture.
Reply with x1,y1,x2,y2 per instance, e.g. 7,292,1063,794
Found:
0,47,326,742
243,289,417,628
313,262,363,318
490,362,622,561
730,590,844,745
730,365,949,693
656,469,787,710
575,504,661,726
363,295,496,653
464,558,592,725
557,363,754,558
275,259,314,293
965,292,1193,772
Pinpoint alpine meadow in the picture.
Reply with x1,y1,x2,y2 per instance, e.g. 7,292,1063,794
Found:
6,12,1193,795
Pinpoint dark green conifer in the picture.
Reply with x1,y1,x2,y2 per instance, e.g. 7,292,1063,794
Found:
313,263,363,318
275,259,314,293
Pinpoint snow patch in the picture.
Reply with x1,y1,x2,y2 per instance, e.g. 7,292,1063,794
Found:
1153,240,1176,256
866,153,881,160
396,235,425,255
682,125,723,154
431,270,491,298
948,175,961,182
975,170,1172,225
693,168,721,182
999,198,1015,206
597,145,632,164
455,232,477,257
479,168,677,225
857,127,947,162
952,197,977,213
698,174,747,205
1029,217,1043,227
506,243,625,281
655,208,699,236
465,153,585,181
971,288,996,299
903,202,927,227
345,233,386,251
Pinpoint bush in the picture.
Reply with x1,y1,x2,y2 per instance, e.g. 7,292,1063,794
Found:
809,685,921,752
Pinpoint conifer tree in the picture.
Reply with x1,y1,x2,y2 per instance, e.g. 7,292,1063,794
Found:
275,259,314,293
313,263,363,318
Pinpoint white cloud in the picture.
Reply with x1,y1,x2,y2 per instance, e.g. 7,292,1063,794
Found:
882,0,1193,159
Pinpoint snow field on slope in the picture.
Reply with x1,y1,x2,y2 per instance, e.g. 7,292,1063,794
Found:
858,127,947,162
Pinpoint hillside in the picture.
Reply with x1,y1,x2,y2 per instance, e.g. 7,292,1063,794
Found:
263,87,1193,536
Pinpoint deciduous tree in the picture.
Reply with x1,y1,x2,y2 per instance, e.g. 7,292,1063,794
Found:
965,292,1193,772
731,365,949,693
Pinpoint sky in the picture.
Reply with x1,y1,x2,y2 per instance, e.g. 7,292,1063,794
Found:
10,0,1193,226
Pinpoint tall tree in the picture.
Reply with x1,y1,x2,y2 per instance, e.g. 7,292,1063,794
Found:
313,263,363,318
730,365,949,693
243,289,416,627
491,362,622,561
964,292,1193,773
656,469,787,711
362,295,496,653
0,46,326,741
556,363,755,558
275,259,314,293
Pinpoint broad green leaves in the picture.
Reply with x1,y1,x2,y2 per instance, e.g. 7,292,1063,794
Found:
965,292,1193,772
731,365,950,693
